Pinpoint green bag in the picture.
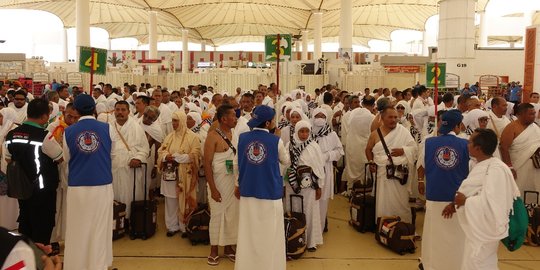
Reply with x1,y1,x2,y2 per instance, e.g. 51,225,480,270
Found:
501,197,528,251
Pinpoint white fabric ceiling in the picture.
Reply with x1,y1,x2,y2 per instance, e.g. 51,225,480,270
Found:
0,0,490,47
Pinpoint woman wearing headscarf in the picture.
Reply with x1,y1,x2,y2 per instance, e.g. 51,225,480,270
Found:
280,107,308,145
462,109,489,139
311,108,344,232
0,107,19,229
285,120,325,253
158,111,201,236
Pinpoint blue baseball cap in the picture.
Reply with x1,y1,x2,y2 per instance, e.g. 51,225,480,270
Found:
74,94,96,114
247,105,275,129
439,109,463,135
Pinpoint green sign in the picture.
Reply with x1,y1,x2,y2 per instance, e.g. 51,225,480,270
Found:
265,34,292,62
79,46,107,75
426,62,446,87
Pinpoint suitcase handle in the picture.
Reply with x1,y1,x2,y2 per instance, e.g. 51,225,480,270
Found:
289,194,304,214
524,191,539,205
364,163,377,197
132,163,148,202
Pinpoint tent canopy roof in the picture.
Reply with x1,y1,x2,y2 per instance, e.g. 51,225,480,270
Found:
0,0,490,47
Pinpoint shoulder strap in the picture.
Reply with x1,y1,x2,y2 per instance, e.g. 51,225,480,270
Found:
215,128,236,155
114,123,131,152
377,128,394,165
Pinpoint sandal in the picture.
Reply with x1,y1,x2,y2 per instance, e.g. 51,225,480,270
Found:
207,255,220,266
224,253,236,262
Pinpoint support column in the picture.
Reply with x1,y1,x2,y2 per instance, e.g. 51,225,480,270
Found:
182,29,189,73
437,0,476,84
301,30,309,61
422,31,429,56
478,11,488,47
313,11,323,60
523,26,540,102
62,28,69,62
148,11,158,74
76,0,90,61
201,40,206,52
339,0,353,57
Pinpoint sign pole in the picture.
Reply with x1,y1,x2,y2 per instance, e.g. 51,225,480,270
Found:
276,34,281,97
434,62,439,133
89,47,95,96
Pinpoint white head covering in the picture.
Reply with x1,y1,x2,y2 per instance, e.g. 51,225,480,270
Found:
395,100,411,115
0,107,17,138
290,107,309,122
463,109,488,134
187,112,202,128
292,119,325,179
186,102,202,115
310,107,329,134
293,120,312,145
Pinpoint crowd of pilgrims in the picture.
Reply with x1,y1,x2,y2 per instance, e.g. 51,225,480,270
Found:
0,80,540,267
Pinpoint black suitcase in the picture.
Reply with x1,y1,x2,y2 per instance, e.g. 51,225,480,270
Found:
113,200,127,240
129,163,157,240
284,194,307,260
186,203,211,245
375,216,416,255
349,164,376,233
524,191,540,246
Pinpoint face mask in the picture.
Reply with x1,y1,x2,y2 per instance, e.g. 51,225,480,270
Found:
313,118,326,127
192,90,198,96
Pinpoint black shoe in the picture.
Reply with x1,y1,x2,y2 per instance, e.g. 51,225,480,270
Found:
181,232,188,238
166,230,179,237
307,247,317,252
324,218,328,233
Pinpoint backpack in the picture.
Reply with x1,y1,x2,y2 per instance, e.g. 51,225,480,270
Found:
501,197,528,251
7,160,36,200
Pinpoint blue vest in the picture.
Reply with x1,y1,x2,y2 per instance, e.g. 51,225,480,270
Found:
425,134,469,202
65,118,113,186
237,129,282,200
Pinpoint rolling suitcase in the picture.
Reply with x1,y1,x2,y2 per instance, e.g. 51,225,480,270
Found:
375,216,416,255
112,200,127,240
524,191,540,246
186,203,211,245
349,164,377,233
284,194,307,260
129,163,157,240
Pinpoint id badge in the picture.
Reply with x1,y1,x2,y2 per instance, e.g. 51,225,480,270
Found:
225,160,233,174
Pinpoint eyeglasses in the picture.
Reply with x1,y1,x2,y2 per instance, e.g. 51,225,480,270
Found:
396,106,405,110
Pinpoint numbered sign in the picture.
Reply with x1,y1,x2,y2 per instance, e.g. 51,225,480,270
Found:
265,34,292,62
426,62,446,87
79,46,107,75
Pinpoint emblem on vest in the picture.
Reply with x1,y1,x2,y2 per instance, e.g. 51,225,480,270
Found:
76,131,100,153
435,146,458,170
246,141,267,164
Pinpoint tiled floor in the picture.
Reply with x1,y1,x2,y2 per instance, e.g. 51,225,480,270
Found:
105,196,540,270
